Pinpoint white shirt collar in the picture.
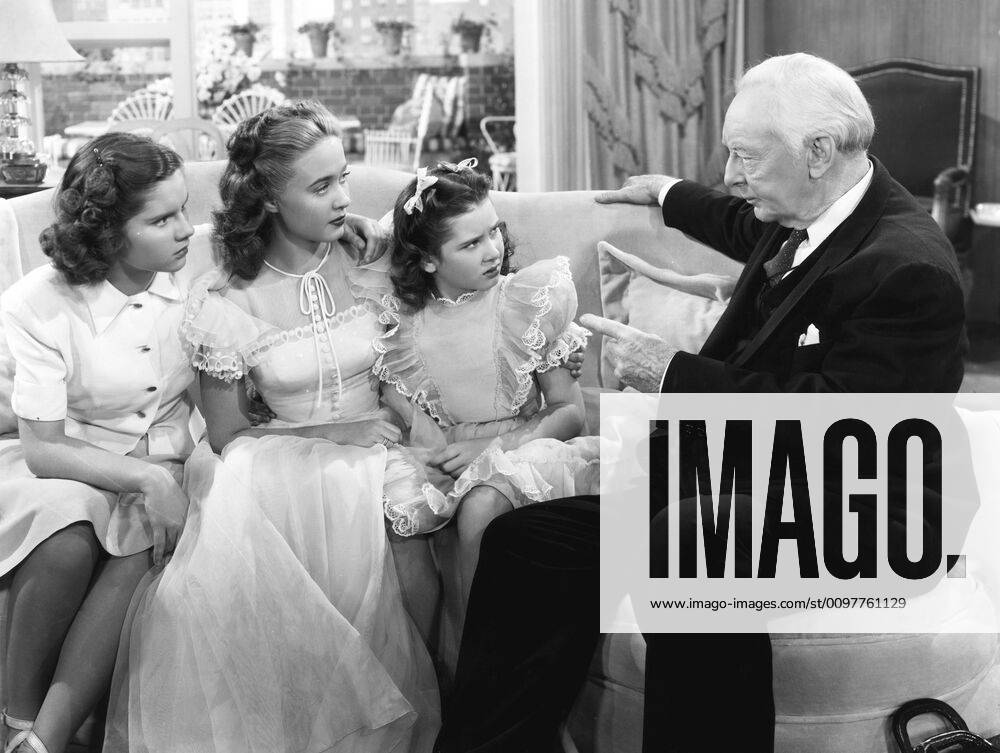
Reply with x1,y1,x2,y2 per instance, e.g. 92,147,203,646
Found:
82,272,183,334
802,160,874,249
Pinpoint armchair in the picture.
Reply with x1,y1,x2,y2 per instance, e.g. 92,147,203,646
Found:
850,58,979,254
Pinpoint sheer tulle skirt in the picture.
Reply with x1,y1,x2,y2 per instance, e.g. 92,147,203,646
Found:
383,411,600,536
106,438,439,753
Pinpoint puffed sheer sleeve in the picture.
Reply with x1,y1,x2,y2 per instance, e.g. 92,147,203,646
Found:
499,256,590,412
180,269,269,383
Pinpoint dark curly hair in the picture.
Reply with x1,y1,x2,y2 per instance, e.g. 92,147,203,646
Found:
39,133,183,285
213,100,343,280
391,162,514,309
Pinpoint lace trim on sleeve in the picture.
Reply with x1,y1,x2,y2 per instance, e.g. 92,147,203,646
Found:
502,256,591,413
180,270,277,383
369,293,451,426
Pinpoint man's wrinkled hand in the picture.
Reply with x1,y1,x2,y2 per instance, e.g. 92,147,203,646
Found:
343,213,390,264
579,313,677,393
594,175,676,206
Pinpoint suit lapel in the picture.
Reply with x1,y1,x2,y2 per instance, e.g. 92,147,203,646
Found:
731,158,893,367
700,223,785,359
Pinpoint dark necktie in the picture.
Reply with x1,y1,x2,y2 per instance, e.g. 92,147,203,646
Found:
763,228,808,286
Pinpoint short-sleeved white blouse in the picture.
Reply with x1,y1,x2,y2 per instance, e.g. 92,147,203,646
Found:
0,264,195,456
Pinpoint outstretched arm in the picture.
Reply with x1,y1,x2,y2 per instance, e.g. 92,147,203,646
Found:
594,174,679,206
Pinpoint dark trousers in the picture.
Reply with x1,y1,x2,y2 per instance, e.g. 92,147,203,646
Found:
436,496,775,753
437,496,601,753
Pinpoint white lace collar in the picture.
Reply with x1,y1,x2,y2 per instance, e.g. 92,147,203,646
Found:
432,289,481,307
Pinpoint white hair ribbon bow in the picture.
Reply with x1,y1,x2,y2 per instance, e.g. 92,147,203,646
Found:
403,167,439,215
438,157,478,172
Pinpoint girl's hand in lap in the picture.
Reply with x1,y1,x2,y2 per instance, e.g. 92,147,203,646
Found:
324,418,402,448
430,437,495,478
562,350,585,379
140,465,190,566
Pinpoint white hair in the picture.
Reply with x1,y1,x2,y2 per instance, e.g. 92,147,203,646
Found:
736,53,874,158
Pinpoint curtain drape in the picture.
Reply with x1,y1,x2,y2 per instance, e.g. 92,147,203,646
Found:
582,0,745,189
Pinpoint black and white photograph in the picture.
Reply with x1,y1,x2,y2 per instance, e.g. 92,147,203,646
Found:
0,1,999,752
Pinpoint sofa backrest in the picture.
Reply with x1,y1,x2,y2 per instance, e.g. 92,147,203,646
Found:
5,160,742,387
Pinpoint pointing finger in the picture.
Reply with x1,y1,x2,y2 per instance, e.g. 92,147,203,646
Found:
579,313,638,341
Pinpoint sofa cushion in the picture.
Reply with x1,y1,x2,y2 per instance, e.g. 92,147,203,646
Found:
597,241,733,389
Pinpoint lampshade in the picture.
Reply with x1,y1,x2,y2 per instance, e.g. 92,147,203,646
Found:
0,0,84,64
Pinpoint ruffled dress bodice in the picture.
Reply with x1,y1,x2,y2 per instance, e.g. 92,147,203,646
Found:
374,256,590,428
182,253,396,425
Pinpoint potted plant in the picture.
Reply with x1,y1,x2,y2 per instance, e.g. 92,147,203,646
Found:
451,14,491,54
229,20,260,57
373,18,413,57
298,20,336,59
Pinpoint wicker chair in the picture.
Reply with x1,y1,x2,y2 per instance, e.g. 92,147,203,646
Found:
211,85,287,137
107,89,173,125
152,118,226,161
480,115,516,191
363,74,465,173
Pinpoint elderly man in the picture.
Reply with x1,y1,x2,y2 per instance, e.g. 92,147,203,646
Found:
437,53,967,753
586,53,965,394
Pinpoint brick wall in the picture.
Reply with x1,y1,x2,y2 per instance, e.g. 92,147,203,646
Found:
42,62,513,148
270,61,514,135
42,74,159,135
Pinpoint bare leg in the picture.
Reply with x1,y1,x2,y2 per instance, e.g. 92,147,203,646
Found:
5,523,100,735
29,549,152,753
388,533,440,650
455,487,513,613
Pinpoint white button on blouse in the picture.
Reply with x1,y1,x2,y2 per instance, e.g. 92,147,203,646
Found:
0,264,195,456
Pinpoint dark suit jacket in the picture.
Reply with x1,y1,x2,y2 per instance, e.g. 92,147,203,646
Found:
661,158,966,394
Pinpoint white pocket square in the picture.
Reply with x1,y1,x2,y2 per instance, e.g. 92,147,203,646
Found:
798,324,821,346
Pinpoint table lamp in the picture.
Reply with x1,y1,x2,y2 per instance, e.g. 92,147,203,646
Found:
0,0,83,176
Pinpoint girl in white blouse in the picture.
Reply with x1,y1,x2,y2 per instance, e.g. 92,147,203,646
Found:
0,133,195,753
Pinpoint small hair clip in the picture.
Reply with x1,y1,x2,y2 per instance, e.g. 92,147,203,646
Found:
92,147,104,167
437,157,478,173
403,167,439,215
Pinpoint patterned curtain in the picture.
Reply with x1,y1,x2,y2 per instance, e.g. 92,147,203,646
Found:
582,0,745,189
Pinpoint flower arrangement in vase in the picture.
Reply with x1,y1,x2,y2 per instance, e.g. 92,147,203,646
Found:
195,34,264,117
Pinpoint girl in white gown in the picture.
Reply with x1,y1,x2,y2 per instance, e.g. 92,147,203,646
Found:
0,134,193,753
106,101,439,753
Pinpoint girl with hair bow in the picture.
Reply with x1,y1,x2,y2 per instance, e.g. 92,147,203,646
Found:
372,159,600,631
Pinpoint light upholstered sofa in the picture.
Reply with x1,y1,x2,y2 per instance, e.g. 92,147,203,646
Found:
1,161,998,753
